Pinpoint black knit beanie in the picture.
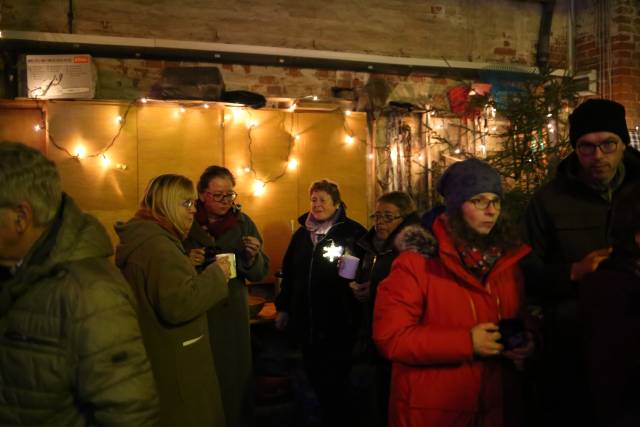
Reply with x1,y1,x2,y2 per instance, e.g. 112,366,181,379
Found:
569,99,630,148
437,158,503,212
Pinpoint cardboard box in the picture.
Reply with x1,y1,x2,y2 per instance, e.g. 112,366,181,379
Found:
26,54,95,99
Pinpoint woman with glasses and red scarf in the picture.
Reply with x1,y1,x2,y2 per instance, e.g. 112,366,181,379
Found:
183,165,269,427
373,159,536,427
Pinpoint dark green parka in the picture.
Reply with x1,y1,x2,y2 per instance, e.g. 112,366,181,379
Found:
115,217,229,427
0,195,159,426
183,209,269,427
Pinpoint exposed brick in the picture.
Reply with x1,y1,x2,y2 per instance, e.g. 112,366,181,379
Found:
258,76,277,84
576,41,597,51
617,24,634,32
287,68,303,77
266,85,283,96
494,47,516,56
222,64,234,71
613,50,633,58
144,60,164,68
611,41,635,50
314,69,329,78
611,33,632,42
242,65,252,74
613,15,632,24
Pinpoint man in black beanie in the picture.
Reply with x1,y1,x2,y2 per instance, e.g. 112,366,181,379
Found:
521,98,640,427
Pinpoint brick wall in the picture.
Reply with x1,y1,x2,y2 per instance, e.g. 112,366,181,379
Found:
575,0,640,127
0,0,571,104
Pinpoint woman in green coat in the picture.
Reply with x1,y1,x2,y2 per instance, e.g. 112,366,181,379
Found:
115,174,231,427
184,166,270,427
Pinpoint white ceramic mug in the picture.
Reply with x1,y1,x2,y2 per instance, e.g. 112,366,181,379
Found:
216,253,237,279
338,254,360,280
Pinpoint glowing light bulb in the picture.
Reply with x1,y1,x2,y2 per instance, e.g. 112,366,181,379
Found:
345,135,355,145
368,153,374,160
232,108,245,121
418,153,425,161
287,158,298,170
253,180,266,196
468,90,476,96
236,167,244,176
345,110,352,116
288,104,297,112
203,103,210,109
247,120,258,129
179,107,186,114
34,124,41,132
454,148,461,154
312,95,319,101
491,126,497,132
546,112,552,118
100,154,110,167
74,145,86,159
294,134,301,141
243,166,251,173
390,150,398,162
115,115,123,124
140,97,148,104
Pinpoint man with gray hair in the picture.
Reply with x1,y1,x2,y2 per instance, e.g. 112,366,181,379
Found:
0,141,159,426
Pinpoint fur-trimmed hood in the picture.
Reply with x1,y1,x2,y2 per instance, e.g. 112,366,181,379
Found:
394,224,438,258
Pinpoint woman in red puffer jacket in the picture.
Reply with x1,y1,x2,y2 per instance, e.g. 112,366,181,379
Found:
373,159,535,427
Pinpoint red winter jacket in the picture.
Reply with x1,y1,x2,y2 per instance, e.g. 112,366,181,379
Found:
373,216,530,427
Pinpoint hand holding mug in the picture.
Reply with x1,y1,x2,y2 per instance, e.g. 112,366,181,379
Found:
242,236,261,262
349,281,370,302
188,248,205,266
471,322,503,357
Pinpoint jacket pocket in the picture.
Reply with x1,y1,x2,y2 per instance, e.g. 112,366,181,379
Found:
400,363,481,411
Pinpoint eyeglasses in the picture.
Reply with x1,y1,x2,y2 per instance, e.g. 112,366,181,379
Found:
205,191,238,202
182,199,196,209
369,213,403,223
576,140,618,155
468,197,501,210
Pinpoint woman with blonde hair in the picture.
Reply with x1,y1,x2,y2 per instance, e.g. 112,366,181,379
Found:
115,174,231,427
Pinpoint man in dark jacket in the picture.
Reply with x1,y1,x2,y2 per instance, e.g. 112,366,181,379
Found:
521,99,640,427
0,141,159,426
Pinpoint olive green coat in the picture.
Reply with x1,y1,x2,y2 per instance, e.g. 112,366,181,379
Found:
0,195,159,426
115,218,229,427
184,211,269,427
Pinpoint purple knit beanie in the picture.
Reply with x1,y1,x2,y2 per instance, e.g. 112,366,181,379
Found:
569,99,630,148
437,158,503,212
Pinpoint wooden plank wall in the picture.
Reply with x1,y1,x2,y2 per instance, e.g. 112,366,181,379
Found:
0,100,369,281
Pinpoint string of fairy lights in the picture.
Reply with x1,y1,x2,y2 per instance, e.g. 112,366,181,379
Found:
32,97,363,196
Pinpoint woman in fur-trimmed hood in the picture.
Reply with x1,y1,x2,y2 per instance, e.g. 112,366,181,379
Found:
373,159,535,427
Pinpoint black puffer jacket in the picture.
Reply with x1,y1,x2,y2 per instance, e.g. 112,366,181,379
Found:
276,209,366,346
0,195,159,426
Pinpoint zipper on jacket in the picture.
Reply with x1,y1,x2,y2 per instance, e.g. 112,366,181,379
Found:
306,221,344,344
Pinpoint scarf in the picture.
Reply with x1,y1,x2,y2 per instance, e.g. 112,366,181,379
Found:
134,207,184,240
305,208,340,246
456,241,503,280
194,200,239,238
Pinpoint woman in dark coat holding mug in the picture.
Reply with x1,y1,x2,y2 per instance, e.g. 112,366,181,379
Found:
275,179,366,427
